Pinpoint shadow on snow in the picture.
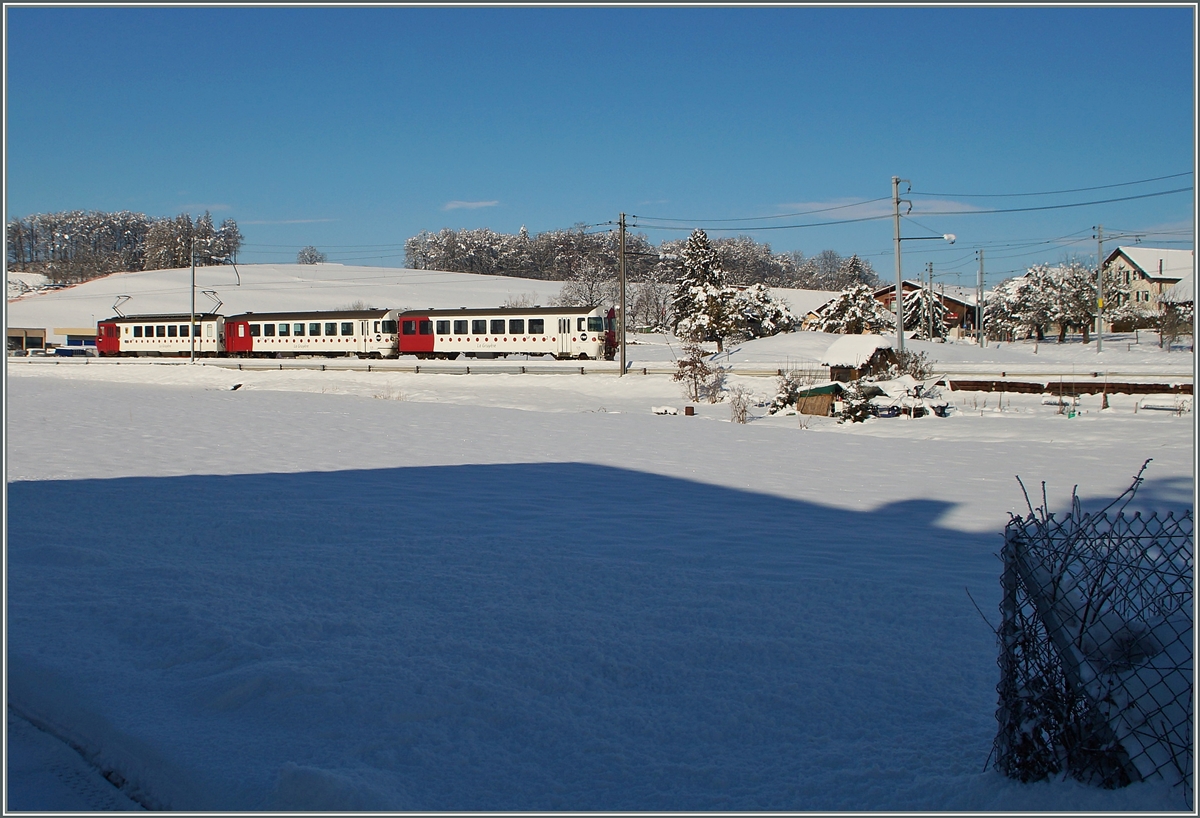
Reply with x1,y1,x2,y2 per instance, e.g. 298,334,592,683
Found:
6,464,1186,810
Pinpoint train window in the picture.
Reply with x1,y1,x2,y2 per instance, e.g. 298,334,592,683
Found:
509,319,524,334
168,325,178,337
529,319,544,334
490,319,505,334
341,322,353,336
587,317,604,332
237,324,245,338
133,326,143,337
293,323,305,336
436,320,451,335
207,324,214,337
278,323,290,336
402,320,416,335
373,321,380,333
472,319,486,334
419,320,432,335
382,320,397,334
181,325,190,337
309,323,321,336
577,318,585,331
264,324,275,337
325,322,337,336
454,319,468,334
156,325,166,337
250,324,261,337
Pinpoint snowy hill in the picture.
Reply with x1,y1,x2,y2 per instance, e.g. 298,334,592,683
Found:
5,263,837,348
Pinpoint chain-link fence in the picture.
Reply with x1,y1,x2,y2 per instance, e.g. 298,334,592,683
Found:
994,463,1193,803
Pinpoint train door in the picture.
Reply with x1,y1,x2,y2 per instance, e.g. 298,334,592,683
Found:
557,317,571,356
360,320,368,355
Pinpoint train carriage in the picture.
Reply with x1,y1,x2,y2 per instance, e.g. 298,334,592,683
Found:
223,309,401,358
396,305,615,360
96,313,225,357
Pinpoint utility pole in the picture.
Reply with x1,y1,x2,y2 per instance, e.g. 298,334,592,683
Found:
926,262,934,341
977,249,985,347
618,213,627,377
1096,225,1104,351
190,236,196,364
892,176,905,353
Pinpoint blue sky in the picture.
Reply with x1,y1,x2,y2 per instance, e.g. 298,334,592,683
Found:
5,6,1195,287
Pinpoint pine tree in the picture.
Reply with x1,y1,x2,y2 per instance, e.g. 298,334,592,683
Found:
672,229,738,351
812,284,895,334
902,286,948,339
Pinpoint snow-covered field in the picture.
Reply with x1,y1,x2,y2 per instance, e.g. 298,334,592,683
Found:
5,264,1196,811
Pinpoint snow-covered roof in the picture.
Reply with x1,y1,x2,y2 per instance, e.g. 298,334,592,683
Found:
1106,247,1194,281
872,281,977,307
1160,272,1193,304
821,333,892,367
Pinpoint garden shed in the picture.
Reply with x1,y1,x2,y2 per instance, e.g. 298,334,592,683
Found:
822,334,895,382
795,382,843,416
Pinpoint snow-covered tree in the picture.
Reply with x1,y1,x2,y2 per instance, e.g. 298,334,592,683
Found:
297,246,328,264
902,286,948,340
730,283,796,339
671,229,739,351
555,262,618,309
214,218,243,263
629,273,673,332
811,284,895,334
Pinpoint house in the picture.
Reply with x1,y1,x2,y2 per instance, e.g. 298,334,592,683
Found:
822,333,895,382
872,281,978,329
1103,247,1193,307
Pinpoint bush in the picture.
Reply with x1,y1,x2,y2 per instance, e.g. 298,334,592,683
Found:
837,380,873,423
672,342,726,403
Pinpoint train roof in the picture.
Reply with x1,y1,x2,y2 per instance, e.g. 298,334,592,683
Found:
101,313,223,323
224,309,395,321
398,305,604,318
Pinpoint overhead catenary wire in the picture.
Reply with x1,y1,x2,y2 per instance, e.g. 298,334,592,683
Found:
911,170,1192,198
631,196,892,224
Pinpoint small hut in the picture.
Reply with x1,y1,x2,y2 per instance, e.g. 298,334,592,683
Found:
822,334,896,382
795,382,843,416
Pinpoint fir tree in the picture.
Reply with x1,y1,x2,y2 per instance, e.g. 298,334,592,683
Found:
812,284,895,334
672,229,738,351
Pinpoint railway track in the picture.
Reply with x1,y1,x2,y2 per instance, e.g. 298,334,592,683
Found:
11,355,1195,384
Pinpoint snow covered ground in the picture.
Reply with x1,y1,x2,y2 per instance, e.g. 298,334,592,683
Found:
5,264,1196,810
5,346,1194,811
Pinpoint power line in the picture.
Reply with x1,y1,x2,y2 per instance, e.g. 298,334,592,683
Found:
631,196,891,224
915,186,1191,215
911,171,1193,198
630,213,893,233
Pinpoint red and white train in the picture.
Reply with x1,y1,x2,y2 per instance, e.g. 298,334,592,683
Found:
96,305,617,360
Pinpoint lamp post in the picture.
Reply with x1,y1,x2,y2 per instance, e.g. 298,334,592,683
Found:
891,176,955,352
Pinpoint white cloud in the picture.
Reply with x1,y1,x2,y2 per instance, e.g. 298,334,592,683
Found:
443,200,499,211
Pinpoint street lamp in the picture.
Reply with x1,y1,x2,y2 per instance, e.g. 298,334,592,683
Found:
892,176,955,353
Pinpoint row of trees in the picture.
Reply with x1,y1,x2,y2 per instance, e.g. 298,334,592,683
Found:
801,259,1173,345
7,210,242,284
403,226,881,291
